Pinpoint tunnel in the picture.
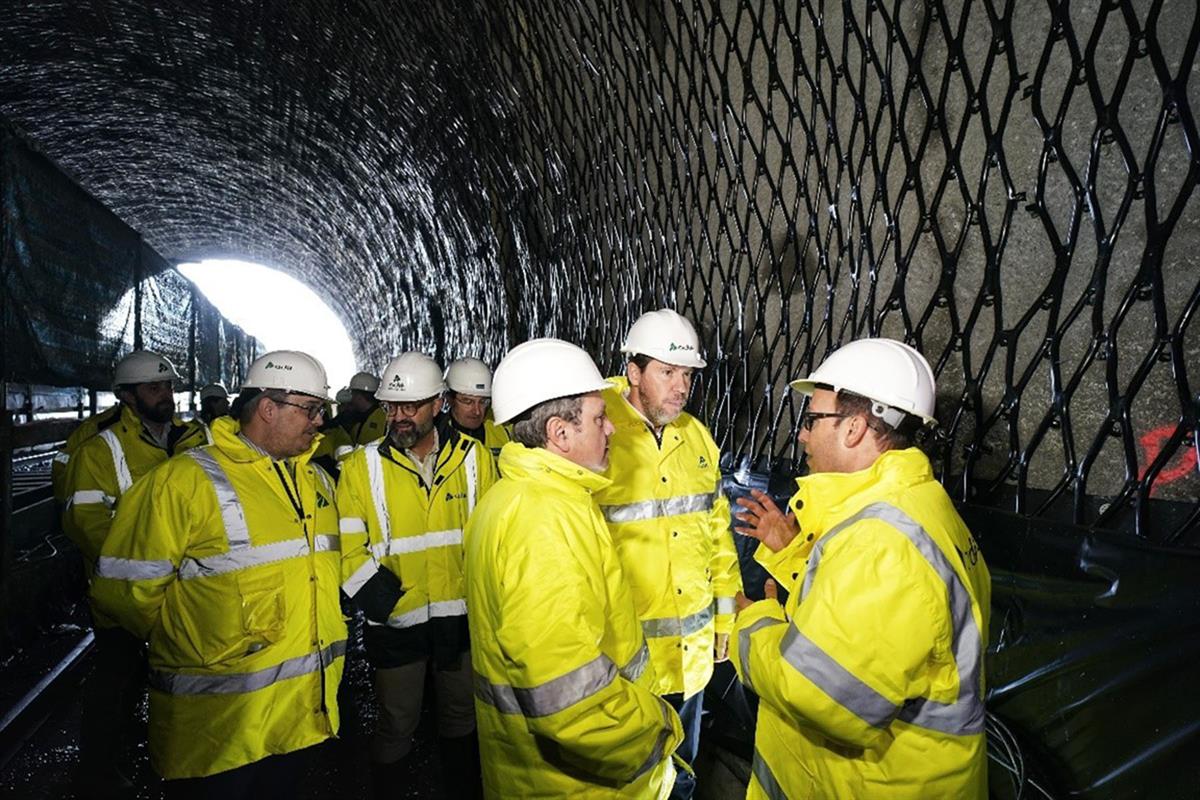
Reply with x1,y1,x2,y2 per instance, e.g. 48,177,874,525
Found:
0,1,1198,798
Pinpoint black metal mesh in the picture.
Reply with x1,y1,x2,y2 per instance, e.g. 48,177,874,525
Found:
0,1,1195,543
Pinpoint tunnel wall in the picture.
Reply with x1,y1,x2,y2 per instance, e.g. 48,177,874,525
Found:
0,119,257,393
0,1,1194,538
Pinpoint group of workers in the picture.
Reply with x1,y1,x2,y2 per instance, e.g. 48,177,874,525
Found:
53,308,991,800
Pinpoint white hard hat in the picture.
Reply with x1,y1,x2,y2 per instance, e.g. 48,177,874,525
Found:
335,387,353,405
376,352,445,401
348,371,381,393
199,383,228,402
242,350,331,400
114,350,182,386
620,309,707,368
492,338,613,424
445,357,493,397
790,338,937,427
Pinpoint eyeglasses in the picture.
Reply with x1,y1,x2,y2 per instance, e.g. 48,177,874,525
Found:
272,398,326,421
800,410,847,431
383,397,438,416
451,395,490,411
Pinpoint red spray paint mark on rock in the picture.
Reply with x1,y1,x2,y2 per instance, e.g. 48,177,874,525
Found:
1139,425,1198,494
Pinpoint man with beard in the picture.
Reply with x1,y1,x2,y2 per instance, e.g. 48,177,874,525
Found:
444,357,512,458
63,349,209,798
337,352,498,797
198,383,230,426
91,350,347,796
594,310,742,800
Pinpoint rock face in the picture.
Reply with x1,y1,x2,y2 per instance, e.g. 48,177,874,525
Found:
0,0,1195,537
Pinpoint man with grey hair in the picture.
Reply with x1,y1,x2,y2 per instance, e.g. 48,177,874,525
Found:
465,338,683,798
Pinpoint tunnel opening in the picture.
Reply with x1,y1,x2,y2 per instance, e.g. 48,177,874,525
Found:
177,259,358,395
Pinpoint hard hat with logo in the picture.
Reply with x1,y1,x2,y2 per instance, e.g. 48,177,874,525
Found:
335,387,353,405
348,371,381,393
492,338,613,424
113,350,182,387
376,353,445,402
790,338,937,427
199,383,228,402
445,357,493,397
620,308,707,369
241,350,331,399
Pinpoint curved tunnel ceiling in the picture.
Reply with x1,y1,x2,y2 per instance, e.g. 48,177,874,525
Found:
0,1,541,371
3,1,1199,525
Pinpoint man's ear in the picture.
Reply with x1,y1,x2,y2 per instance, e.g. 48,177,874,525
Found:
544,415,569,448
625,361,641,389
841,413,871,449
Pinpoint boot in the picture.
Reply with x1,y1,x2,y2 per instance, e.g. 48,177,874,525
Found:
438,732,482,800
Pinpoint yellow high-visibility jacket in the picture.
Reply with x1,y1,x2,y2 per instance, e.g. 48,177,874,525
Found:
51,405,121,503
62,404,209,573
596,378,742,699
448,413,512,460
466,442,684,799
337,420,497,666
90,417,345,779
730,448,992,799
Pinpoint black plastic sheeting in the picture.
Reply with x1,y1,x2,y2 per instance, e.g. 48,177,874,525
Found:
0,121,256,390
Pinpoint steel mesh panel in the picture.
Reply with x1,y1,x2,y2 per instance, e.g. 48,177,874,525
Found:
0,0,1195,542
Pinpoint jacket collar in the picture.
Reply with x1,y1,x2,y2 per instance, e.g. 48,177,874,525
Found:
789,448,934,535
498,442,612,494
209,415,318,466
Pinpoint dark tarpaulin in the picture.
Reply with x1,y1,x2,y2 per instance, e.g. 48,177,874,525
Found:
0,123,137,387
0,119,255,392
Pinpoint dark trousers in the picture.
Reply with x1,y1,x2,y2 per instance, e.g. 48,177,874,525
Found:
164,747,309,800
79,625,145,772
664,691,704,800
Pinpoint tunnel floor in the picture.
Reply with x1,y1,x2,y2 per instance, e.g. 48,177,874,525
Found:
0,633,749,799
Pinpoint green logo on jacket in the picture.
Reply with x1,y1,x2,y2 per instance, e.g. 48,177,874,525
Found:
698,455,709,469
316,492,331,509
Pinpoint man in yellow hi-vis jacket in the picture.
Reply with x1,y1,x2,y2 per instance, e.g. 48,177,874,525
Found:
90,350,347,794
466,338,684,798
337,352,498,797
62,350,208,795
731,338,992,799
596,309,742,799
444,357,512,458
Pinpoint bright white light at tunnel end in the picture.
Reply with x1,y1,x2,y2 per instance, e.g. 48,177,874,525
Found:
177,259,358,395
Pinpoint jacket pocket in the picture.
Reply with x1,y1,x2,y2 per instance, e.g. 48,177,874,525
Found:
237,569,286,651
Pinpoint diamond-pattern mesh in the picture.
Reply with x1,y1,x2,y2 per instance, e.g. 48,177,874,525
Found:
0,0,1195,541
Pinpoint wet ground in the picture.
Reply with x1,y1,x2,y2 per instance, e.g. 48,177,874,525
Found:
0,632,749,799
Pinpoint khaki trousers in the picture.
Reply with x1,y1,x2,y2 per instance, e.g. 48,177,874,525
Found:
371,650,476,764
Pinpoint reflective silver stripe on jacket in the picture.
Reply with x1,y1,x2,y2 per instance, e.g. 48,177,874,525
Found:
365,599,468,629
365,445,392,543
179,538,308,579
642,602,714,639
630,698,676,781
474,653,617,718
779,626,900,727
738,616,786,694
96,555,175,581
313,534,340,553
464,443,478,517
600,491,716,524
342,558,379,598
70,489,115,508
619,642,650,682
751,749,788,800
149,639,347,695
340,517,367,534
54,451,71,465
714,596,737,616
188,450,251,548
99,429,134,494
370,529,463,558
794,501,985,737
